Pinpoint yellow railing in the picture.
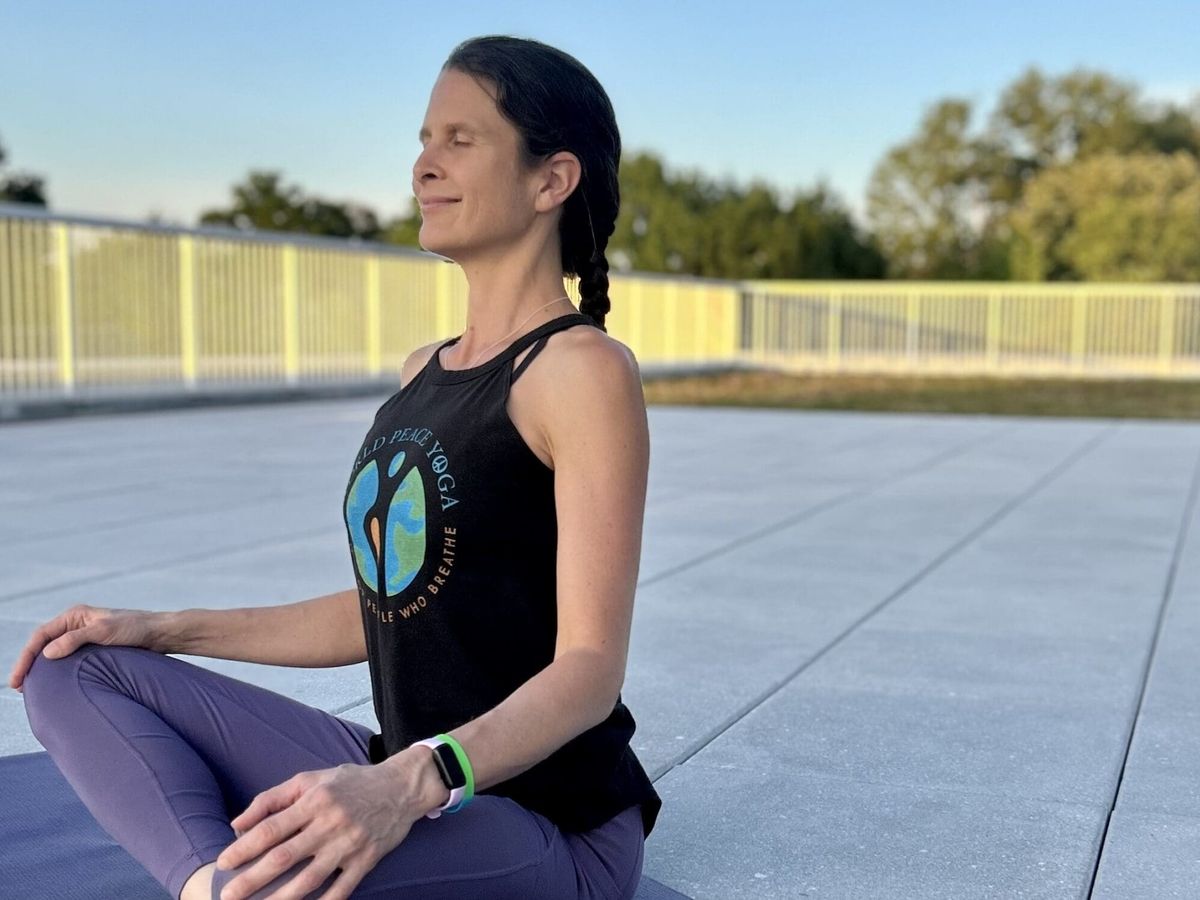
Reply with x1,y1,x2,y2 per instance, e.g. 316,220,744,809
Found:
0,205,738,395
742,280,1200,379
1,203,1197,397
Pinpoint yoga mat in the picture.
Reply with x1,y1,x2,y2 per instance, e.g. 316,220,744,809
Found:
0,751,690,899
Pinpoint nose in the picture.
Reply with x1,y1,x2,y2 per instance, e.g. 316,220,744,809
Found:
412,143,444,185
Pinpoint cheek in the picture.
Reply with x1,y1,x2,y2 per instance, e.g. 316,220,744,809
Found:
475,189,524,227
461,163,532,227
500,177,539,222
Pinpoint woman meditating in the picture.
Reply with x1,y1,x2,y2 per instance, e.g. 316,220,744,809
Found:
11,33,661,900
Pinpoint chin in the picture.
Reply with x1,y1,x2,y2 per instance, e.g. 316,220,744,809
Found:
418,231,459,261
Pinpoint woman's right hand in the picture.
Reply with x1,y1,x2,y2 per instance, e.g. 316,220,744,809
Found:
8,604,165,694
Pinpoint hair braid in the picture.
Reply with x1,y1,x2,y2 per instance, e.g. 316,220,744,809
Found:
571,189,612,332
577,249,611,333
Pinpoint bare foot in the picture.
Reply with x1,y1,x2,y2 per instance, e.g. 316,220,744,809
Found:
180,861,217,900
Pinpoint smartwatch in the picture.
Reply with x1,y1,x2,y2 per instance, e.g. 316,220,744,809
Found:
412,734,474,818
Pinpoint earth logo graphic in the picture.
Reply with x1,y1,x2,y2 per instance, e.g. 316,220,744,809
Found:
344,450,427,598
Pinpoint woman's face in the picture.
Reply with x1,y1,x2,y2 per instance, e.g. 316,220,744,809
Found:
411,68,540,262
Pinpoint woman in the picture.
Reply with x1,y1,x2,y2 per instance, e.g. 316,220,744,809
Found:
9,34,662,900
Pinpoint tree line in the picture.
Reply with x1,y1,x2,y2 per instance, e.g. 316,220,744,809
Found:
867,68,1200,280
0,138,47,205
5,64,1199,281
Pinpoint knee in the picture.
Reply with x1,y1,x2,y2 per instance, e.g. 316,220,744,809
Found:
23,644,76,697
22,643,103,737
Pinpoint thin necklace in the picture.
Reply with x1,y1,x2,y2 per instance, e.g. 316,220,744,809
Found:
459,295,574,368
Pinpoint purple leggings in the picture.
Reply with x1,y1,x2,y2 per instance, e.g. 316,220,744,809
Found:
21,644,645,900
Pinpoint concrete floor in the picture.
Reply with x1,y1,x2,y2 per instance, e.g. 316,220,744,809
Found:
1,398,1197,899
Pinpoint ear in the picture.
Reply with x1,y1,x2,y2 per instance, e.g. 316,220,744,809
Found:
533,150,582,214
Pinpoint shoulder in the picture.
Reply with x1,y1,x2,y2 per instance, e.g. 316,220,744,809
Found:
542,321,641,383
534,323,647,464
397,338,447,391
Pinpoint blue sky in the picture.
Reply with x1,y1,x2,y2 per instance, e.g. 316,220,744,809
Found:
2,0,1197,228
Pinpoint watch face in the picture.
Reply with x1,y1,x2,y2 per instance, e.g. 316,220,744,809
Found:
432,742,466,789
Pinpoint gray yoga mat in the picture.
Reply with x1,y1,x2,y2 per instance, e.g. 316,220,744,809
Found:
0,750,690,899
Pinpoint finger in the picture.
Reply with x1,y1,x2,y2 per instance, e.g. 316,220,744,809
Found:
35,609,87,659
305,856,370,900
15,624,57,674
43,627,96,660
270,841,369,900
220,789,303,871
229,777,302,837
269,852,348,900
221,826,314,900
9,619,71,687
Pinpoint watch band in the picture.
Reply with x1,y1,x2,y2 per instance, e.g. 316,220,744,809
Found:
433,733,475,806
412,735,474,818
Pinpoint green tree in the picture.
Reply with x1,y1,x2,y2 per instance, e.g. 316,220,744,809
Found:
790,184,887,279
611,154,709,274
867,66,1200,280
612,152,882,279
199,170,381,240
989,68,1146,170
0,135,49,206
982,67,1200,206
1008,151,1200,281
1141,98,1200,156
866,100,1002,279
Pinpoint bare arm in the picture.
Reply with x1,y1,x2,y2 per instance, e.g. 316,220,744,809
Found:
158,343,451,669
156,343,449,669
158,587,367,668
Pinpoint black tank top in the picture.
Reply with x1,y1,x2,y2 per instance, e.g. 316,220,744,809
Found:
342,312,662,838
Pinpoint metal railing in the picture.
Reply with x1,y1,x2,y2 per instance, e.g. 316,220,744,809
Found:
742,280,1200,379
0,205,738,396
2,203,1197,399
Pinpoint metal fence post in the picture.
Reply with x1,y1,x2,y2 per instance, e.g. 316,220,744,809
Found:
366,255,381,378
53,223,76,396
986,289,1000,372
1071,292,1087,374
282,245,299,385
665,281,678,362
905,292,919,371
178,235,197,389
828,291,842,372
1158,291,1176,376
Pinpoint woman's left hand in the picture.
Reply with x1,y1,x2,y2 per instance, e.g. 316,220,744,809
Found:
215,753,434,900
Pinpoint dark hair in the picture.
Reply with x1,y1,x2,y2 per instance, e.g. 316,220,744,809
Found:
444,35,620,332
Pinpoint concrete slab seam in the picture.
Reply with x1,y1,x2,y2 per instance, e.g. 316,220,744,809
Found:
1085,436,1200,898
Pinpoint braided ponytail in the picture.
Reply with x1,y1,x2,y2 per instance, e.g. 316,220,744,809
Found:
567,184,613,332
576,249,611,333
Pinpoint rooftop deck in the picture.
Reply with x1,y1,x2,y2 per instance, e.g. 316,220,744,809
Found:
2,399,1197,898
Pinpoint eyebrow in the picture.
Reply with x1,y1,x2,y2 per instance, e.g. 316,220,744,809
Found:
418,122,482,140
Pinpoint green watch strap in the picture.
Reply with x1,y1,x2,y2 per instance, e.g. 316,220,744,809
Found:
434,733,475,809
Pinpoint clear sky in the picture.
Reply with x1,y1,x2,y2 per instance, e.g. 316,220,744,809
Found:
2,0,1197,229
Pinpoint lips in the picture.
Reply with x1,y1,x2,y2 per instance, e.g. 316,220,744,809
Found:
419,198,460,210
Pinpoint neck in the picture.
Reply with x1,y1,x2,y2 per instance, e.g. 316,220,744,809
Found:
453,229,575,350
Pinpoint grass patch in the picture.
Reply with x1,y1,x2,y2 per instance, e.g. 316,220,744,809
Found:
642,369,1196,419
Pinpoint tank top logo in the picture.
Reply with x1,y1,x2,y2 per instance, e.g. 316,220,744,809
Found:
344,425,460,625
